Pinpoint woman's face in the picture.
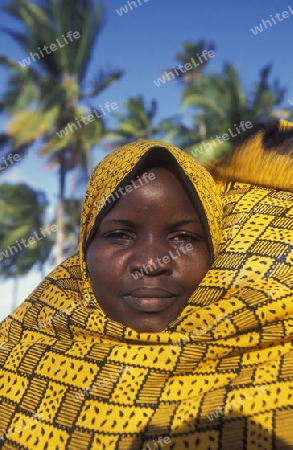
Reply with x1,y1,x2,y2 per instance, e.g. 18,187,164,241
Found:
86,168,210,333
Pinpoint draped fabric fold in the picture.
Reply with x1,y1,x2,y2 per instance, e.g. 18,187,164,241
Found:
0,130,292,449
204,118,293,192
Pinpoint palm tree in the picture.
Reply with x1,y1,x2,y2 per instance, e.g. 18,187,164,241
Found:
158,40,216,155
107,96,166,147
173,63,286,162
0,183,54,310
0,0,123,264
164,40,216,83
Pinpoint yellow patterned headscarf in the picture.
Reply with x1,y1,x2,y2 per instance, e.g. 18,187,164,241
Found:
205,118,293,192
0,133,292,450
78,140,222,325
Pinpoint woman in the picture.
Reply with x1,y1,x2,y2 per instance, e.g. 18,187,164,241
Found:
0,131,292,449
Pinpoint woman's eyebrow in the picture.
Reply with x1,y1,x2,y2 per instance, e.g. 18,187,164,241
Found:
102,219,137,227
169,219,200,227
103,219,199,227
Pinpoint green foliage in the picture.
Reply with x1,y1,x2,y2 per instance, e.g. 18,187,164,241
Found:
0,5,289,270
0,183,53,278
169,40,216,82
0,0,123,263
0,0,123,160
172,62,286,161
108,96,165,146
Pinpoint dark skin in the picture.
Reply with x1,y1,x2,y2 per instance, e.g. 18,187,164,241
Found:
86,168,210,333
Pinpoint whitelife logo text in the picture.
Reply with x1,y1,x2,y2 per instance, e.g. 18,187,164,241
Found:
18,31,81,67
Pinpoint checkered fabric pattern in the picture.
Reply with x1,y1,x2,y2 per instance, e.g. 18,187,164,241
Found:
0,131,292,449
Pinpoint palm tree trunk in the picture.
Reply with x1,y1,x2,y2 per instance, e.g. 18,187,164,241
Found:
55,154,66,265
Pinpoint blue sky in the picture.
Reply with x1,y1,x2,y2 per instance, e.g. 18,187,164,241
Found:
0,0,293,319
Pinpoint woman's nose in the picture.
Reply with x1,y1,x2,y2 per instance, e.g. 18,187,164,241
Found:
129,238,173,276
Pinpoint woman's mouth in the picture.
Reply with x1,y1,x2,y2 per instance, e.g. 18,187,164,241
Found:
123,288,177,312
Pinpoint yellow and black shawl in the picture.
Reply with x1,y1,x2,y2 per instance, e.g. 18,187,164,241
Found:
0,119,292,450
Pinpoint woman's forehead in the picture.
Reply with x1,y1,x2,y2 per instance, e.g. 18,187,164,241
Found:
99,169,202,226
82,141,222,260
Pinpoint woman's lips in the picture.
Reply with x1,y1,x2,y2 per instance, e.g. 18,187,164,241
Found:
123,288,177,312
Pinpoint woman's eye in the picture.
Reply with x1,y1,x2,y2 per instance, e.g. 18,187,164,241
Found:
103,231,134,243
169,233,202,243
